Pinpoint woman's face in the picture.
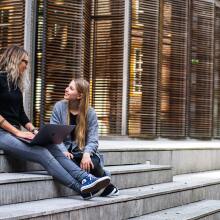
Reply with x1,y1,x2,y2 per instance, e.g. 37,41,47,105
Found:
64,80,81,101
18,54,29,75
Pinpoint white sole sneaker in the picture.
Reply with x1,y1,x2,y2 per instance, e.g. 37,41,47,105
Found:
107,188,119,197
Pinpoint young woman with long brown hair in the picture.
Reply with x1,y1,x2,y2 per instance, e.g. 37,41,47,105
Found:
50,78,119,198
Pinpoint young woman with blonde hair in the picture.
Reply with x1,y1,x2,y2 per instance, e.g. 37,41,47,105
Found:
50,78,119,198
0,45,110,200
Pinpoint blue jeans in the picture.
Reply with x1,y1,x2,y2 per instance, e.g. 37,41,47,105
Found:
0,129,88,193
72,153,105,177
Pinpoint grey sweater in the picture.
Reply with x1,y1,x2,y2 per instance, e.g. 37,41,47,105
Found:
50,100,99,155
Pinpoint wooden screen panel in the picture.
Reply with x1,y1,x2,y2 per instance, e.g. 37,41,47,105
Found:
213,3,220,138
81,0,91,81
159,0,188,137
34,0,85,126
34,0,43,126
0,0,25,52
189,0,214,138
128,0,159,138
90,0,124,135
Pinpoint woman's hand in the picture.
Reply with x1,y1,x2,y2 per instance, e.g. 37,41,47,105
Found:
64,151,73,159
80,152,94,172
33,129,39,135
15,130,35,140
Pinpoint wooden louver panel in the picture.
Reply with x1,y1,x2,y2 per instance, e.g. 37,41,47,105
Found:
189,0,214,138
31,0,218,139
90,0,124,135
34,0,84,126
81,0,91,81
213,3,220,137
128,0,159,138
0,0,25,53
159,0,188,137
34,0,43,127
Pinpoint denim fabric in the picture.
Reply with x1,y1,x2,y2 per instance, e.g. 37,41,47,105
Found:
72,153,105,177
0,128,89,193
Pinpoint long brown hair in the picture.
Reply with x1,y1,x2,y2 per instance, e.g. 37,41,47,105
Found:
0,45,29,91
69,78,90,150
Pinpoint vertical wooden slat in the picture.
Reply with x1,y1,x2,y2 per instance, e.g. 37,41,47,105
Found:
81,0,91,81
90,0,125,135
0,0,25,52
159,0,188,137
34,0,86,126
189,0,214,138
128,0,159,138
213,1,220,137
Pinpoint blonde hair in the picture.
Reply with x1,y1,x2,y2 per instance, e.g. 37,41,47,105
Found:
69,78,90,150
0,45,29,91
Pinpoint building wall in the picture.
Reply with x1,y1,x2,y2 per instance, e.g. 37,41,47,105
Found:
1,0,220,139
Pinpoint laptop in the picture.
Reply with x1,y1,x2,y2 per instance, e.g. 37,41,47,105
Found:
17,124,75,146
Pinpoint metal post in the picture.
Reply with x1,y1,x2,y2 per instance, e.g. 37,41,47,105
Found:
23,0,37,120
122,0,130,135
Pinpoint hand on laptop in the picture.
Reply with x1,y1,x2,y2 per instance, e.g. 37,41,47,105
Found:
15,130,35,140
33,129,38,135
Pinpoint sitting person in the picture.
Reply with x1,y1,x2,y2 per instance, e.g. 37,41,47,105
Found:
50,78,119,198
0,45,110,200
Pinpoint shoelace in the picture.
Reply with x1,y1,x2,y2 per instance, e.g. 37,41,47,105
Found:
82,179,86,184
82,175,92,184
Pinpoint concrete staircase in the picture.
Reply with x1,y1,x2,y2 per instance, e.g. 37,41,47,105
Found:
1,140,220,219
131,200,220,220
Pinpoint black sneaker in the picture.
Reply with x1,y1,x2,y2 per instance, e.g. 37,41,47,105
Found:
81,188,105,200
100,184,119,197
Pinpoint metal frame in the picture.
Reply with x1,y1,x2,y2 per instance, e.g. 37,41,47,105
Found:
122,0,130,135
24,0,37,121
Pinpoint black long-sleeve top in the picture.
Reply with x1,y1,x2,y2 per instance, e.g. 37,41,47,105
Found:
0,71,30,128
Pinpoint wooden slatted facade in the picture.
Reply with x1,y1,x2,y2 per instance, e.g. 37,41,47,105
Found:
90,0,125,135
34,0,85,126
0,0,25,52
214,1,220,137
128,0,159,138
4,0,215,139
159,0,188,137
189,0,214,138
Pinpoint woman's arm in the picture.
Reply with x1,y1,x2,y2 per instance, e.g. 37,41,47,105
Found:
18,95,37,134
19,100,31,128
83,108,99,155
50,102,63,125
0,115,34,139
80,108,99,172
50,102,70,153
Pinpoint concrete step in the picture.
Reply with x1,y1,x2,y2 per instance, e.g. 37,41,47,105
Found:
0,164,171,205
100,140,220,175
0,149,170,173
3,140,220,174
100,145,220,175
0,151,44,172
108,164,172,189
130,200,220,220
0,150,157,173
1,170,220,219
